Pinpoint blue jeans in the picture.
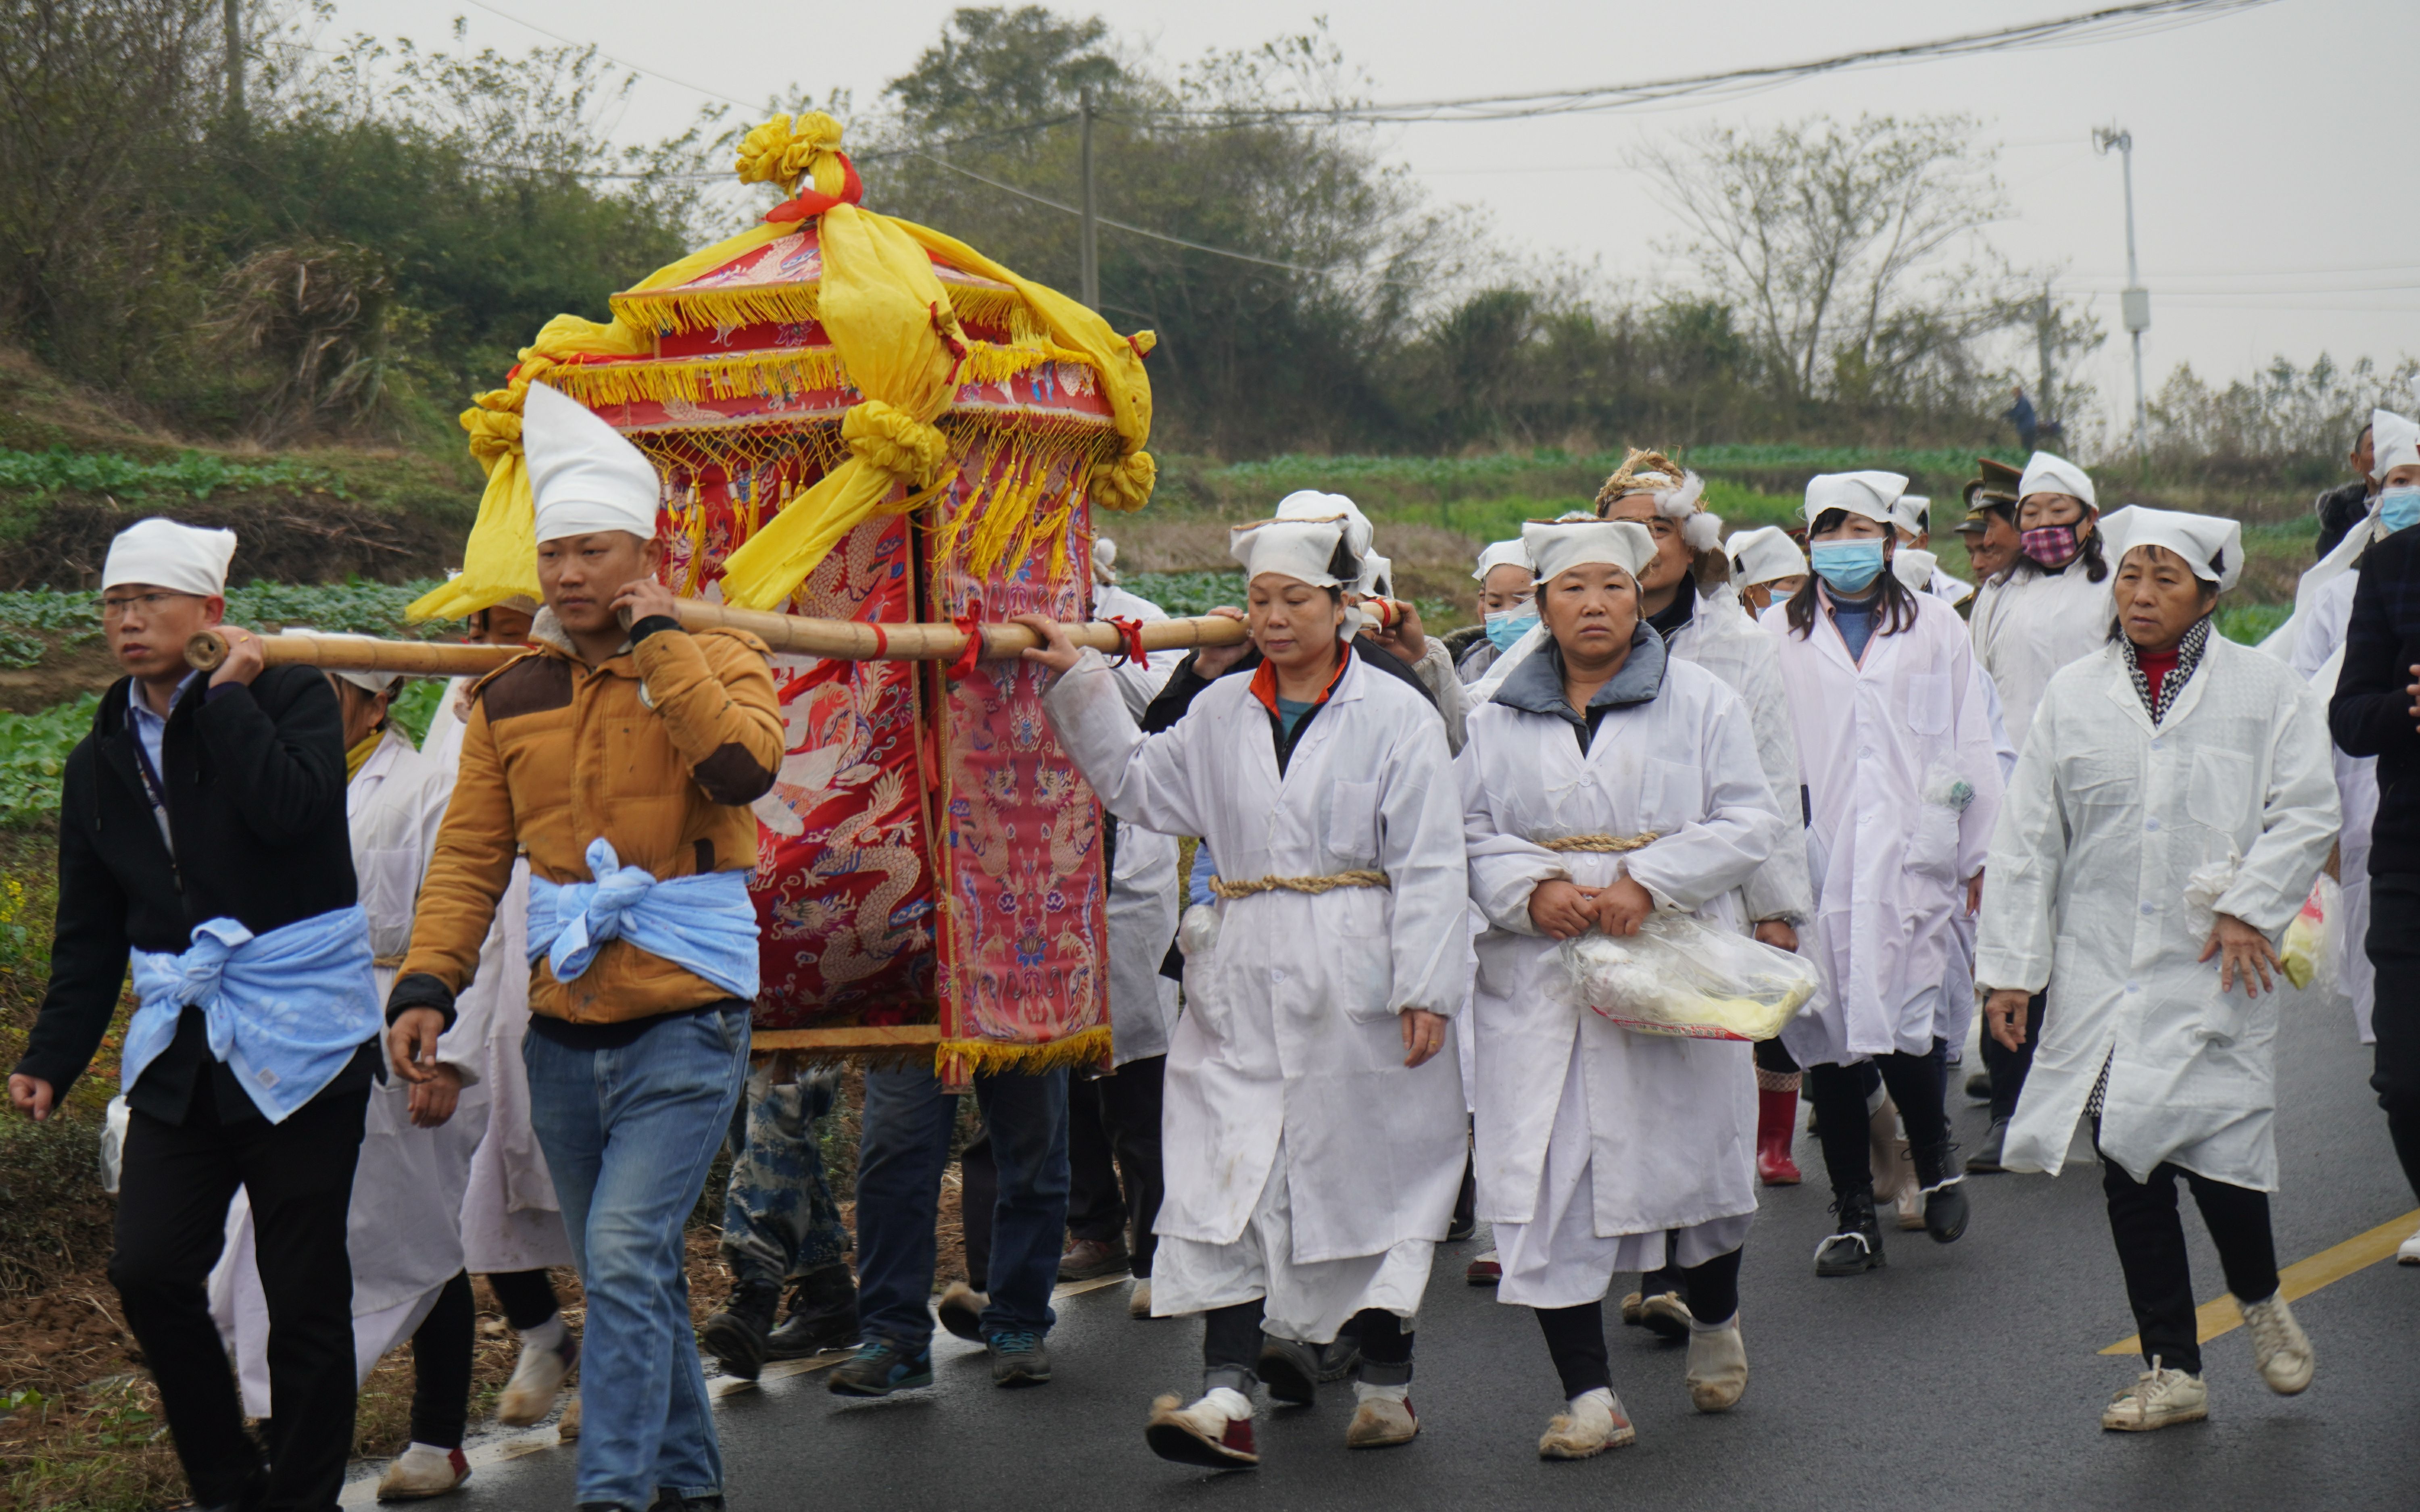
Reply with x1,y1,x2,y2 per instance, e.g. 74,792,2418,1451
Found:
524,1005,749,1511
855,1065,1070,1349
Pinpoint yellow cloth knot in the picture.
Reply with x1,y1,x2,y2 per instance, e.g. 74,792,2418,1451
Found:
735,111,846,196
459,396,522,474
1089,449,1156,512
843,400,953,489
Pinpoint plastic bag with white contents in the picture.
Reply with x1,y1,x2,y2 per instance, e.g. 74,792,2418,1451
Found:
1558,913,1821,1042
2280,874,2341,997
98,1094,130,1195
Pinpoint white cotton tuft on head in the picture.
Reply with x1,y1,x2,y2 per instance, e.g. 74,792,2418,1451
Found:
1275,490,1372,560
1802,471,1909,526
1726,525,1807,587
1230,516,1346,588
1522,519,1656,585
2098,505,2243,592
2373,408,2420,477
524,381,663,545
2017,450,2096,512
102,517,238,597
1471,538,1534,582
1680,510,1725,553
1092,535,1119,584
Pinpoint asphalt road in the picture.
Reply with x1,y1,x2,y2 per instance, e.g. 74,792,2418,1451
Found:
409,990,2418,1512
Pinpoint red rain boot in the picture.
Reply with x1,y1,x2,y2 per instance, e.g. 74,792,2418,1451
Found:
1756,1087,1803,1185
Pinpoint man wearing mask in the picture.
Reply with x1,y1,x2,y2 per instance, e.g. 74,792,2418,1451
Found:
9,519,377,1512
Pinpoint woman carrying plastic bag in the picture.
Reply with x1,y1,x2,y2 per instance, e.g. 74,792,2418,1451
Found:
1459,518,1788,1461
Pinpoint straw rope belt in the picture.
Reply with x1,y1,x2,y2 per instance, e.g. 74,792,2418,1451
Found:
372,954,407,969
1537,833,1660,853
1209,869,1391,900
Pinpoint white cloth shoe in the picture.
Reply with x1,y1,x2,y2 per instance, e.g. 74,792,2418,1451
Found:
1129,1278,1153,1318
1538,1387,1636,1460
1145,1387,1258,1468
375,1443,469,1501
1894,1183,1925,1231
495,1333,577,1427
2398,1225,2420,1264
2101,1360,2208,1431
555,1394,580,1441
2240,1292,2314,1395
1346,1387,1418,1449
1684,1318,1748,1412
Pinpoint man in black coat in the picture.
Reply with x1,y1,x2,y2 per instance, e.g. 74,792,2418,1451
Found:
2327,420,2420,1264
7,519,373,1512
2314,420,2378,560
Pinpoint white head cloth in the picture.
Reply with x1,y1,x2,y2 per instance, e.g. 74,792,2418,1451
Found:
1727,525,1808,587
1891,494,1932,537
1092,536,1120,585
2373,408,2420,478
102,518,238,597
2017,450,2097,511
1471,538,1534,582
1802,471,1909,527
1892,547,1940,593
1231,516,1346,587
1276,490,1372,561
1357,551,1392,598
1521,519,1656,584
2099,505,2243,592
524,382,663,545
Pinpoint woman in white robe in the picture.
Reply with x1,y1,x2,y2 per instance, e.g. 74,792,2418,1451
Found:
1976,508,2335,1431
1462,519,1781,1460
1763,471,2003,1275
1025,514,1467,1470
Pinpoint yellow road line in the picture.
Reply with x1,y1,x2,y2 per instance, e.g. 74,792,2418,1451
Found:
2101,1208,2417,1356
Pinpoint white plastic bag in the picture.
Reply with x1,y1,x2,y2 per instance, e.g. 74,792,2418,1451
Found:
98,1093,130,1195
1559,913,1820,1042
2280,874,2341,996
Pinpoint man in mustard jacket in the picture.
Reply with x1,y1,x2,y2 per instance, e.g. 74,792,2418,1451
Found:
387,383,781,1512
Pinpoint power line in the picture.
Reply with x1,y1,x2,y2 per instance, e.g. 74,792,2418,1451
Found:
453,0,765,112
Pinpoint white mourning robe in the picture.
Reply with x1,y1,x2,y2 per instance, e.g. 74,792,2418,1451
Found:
1971,558,2111,752
210,725,480,1412
1043,643,1469,1341
1093,583,1186,1067
2289,564,2380,1042
1459,634,1780,1307
1762,592,2005,1066
1471,583,1813,926
1976,636,2339,1190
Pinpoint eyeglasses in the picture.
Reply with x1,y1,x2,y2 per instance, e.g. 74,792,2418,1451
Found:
98,591,201,620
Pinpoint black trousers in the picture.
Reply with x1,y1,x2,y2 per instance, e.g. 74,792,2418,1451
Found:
1535,1247,1743,1399
483,1267,562,1331
2366,874,2420,1200
1202,1299,1412,1391
1804,1041,1951,1198
110,1073,368,1512
1981,993,2046,1121
1064,1056,1167,1275
2099,1142,2278,1377
409,1272,475,1449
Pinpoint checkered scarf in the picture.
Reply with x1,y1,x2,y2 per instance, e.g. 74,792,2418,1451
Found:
2118,615,2211,726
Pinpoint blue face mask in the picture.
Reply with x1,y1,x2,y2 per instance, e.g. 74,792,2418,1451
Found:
1809,538,1887,594
2381,485,2420,535
1484,607,1540,652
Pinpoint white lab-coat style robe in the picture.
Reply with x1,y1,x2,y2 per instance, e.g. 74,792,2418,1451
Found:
1921,567,1975,608
1094,583,1185,1066
1976,637,2339,1190
211,725,482,1412
2290,569,2379,1041
1043,644,1468,1339
1472,583,1813,926
1460,641,1780,1307
1971,558,2111,751
1763,593,2005,1066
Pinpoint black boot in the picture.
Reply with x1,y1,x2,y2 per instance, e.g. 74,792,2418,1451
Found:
1814,1188,1886,1277
1912,1140,1970,1244
767,1263,861,1359
701,1278,780,1381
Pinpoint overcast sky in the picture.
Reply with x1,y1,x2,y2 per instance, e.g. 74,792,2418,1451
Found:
311,0,2416,454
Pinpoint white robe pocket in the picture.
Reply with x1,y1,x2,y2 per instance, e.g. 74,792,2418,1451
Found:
1325,778,1382,868
1905,673,1952,737
1909,805,1960,883
2187,750,2253,837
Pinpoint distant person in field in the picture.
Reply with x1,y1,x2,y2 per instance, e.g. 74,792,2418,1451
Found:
9,518,377,1512
2313,418,2380,560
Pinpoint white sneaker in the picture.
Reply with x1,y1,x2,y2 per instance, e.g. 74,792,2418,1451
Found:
495,1334,577,1427
2240,1292,2314,1395
1538,1387,1637,1460
1684,1318,1748,1412
2399,1225,2420,1265
1145,1387,1258,1468
2101,1360,2208,1431
375,1443,469,1501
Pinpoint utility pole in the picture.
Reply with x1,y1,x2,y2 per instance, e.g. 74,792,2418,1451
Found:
2036,282,2055,423
2094,124,2150,456
223,0,246,123
1078,90,1099,311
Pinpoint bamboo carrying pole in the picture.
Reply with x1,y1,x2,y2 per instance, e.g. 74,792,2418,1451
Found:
184,602,1250,676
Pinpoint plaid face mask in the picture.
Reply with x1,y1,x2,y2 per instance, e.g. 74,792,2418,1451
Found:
2019,523,2080,567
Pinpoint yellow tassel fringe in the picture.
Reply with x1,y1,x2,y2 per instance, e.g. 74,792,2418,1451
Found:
933,1025,1112,1079
609,278,1023,339
539,341,1100,411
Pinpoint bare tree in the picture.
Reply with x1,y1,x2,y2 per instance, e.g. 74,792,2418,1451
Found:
1634,113,2008,403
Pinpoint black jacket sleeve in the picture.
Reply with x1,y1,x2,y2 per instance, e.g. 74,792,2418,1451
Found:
2330,539,2420,761
13,748,131,1100
1142,649,1257,735
193,667,347,849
